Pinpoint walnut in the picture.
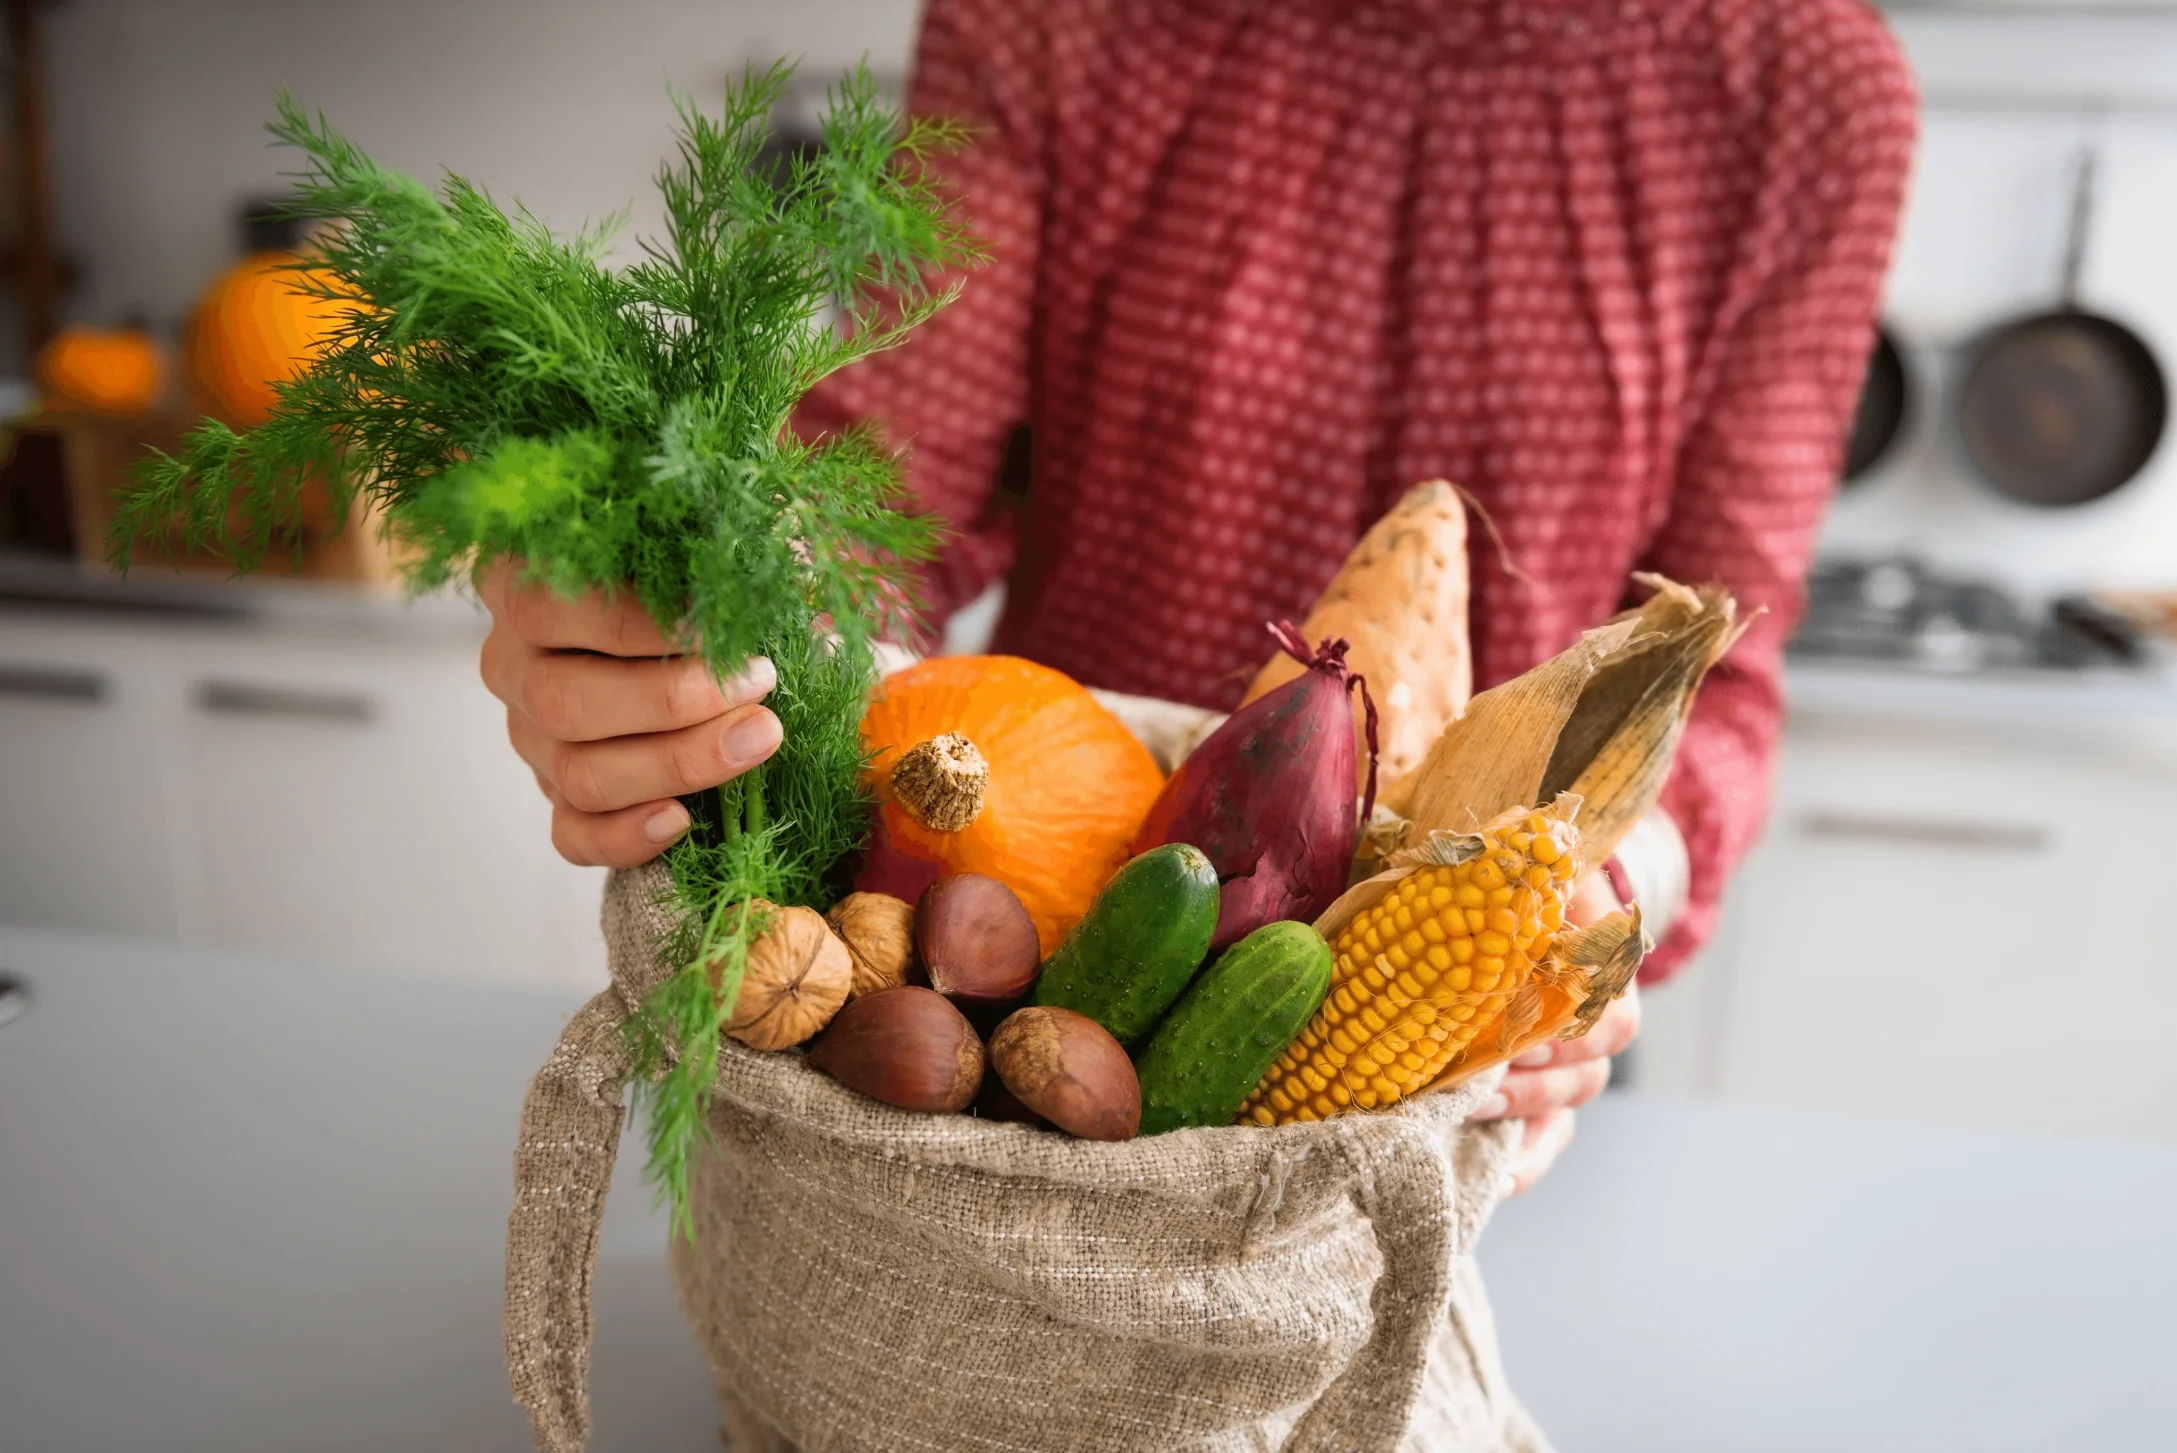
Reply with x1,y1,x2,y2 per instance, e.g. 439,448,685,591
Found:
721,903,852,1052
825,892,917,998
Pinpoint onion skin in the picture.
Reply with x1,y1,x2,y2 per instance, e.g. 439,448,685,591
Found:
1132,626,1376,949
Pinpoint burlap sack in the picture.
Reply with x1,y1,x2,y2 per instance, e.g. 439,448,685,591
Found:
505,864,1549,1453
505,691,1552,1453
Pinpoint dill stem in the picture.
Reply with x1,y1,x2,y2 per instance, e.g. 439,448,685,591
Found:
743,760,768,836
716,776,743,844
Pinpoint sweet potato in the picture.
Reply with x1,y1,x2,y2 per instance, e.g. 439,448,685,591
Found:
1241,479,1470,791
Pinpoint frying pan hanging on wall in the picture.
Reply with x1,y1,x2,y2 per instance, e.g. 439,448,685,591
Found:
1957,150,2166,508
1842,325,1908,486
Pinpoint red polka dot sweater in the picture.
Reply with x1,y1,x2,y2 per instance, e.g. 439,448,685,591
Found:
797,0,1918,979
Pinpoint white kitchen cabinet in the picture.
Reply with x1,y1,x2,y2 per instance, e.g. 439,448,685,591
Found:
168,625,607,990
1686,693,2177,1143
0,590,606,992
0,620,182,938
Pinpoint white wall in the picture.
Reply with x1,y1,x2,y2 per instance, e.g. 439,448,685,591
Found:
47,2,2177,588
1836,8,2177,591
47,0,920,333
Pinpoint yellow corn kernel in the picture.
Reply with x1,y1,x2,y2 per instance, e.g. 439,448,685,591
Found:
1240,805,1584,1125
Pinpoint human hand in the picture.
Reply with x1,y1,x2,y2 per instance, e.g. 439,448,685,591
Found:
1469,869,1643,1194
478,561,782,867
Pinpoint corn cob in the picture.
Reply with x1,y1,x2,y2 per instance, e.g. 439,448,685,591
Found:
1242,802,1582,1125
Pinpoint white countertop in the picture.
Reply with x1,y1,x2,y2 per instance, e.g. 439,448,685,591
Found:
0,927,701,1453
13,551,2177,727
5,925,2171,1452
0,551,489,640
1484,1095,2177,1453
1784,654,2177,728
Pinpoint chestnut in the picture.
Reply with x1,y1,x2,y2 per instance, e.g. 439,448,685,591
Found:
916,874,1041,1006
987,1006,1140,1141
807,986,984,1114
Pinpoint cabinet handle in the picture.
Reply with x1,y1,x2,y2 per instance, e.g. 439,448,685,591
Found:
0,971,29,1034
1801,811,2050,853
195,680,376,724
0,663,107,702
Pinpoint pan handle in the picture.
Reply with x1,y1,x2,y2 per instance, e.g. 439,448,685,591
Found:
2059,148,2098,307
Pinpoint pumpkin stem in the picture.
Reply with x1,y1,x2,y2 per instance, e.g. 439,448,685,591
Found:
890,733,988,832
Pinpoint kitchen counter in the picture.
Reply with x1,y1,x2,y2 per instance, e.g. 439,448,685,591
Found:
0,926,701,1453
5,925,2171,1452
1783,654,2177,736
13,548,2176,716
1486,1096,2177,1453
0,550,489,638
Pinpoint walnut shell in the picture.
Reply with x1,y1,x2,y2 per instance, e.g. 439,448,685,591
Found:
825,892,917,998
722,904,852,1052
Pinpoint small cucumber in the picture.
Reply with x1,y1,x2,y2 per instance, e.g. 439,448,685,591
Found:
1031,844,1219,1043
1134,920,1333,1135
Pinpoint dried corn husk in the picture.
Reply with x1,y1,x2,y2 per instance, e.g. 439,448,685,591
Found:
1535,574,1746,863
1382,617,1639,829
1384,573,1742,867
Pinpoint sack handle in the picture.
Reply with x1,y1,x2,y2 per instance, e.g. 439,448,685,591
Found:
1280,1120,1461,1453
504,988,630,1453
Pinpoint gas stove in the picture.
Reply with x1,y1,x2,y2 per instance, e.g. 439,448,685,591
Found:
1790,557,2147,673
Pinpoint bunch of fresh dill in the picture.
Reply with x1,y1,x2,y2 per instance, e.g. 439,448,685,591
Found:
115,63,980,1229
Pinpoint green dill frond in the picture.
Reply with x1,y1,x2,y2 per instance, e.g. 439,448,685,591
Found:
111,62,982,1232
117,66,972,671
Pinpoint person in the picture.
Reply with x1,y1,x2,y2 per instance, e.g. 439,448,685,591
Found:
478,0,1916,1193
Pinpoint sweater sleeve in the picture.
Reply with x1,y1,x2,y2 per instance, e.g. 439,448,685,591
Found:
1635,9,1918,983
792,0,1045,637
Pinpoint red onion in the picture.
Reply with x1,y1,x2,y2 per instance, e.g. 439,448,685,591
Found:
1132,623,1378,948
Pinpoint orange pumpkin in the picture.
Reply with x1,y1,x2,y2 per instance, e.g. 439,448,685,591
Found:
860,656,1166,955
186,251,354,427
37,327,165,414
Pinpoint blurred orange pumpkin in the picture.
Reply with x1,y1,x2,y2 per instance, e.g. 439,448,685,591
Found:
186,251,354,427
37,327,165,414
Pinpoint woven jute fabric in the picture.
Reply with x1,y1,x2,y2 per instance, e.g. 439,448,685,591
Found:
504,857,1550,1453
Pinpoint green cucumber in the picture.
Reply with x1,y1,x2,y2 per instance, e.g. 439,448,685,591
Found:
1134,920,1333,1135
1031,843,1219,1043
